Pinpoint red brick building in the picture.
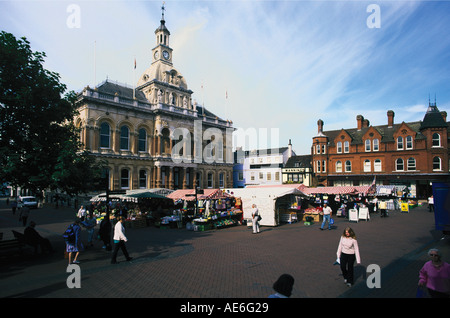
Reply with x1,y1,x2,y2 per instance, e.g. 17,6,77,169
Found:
311,103,449,199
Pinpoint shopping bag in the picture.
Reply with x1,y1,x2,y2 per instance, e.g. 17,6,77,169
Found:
416,286,427,298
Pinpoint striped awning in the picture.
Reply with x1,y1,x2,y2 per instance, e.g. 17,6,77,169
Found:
297,185,373,195
167,189,228,201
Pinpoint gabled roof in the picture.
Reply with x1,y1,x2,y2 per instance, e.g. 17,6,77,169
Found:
284,155,312,168
323,121,427,146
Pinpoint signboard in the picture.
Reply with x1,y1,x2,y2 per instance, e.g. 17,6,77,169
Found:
401,202,409,213
349,209,358,222
359,207,369,221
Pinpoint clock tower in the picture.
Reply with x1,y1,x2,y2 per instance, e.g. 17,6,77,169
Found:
152,3,173,65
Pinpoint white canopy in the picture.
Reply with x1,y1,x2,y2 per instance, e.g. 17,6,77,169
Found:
225,186,307,226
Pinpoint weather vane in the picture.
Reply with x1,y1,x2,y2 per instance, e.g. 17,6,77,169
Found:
161,2,165,20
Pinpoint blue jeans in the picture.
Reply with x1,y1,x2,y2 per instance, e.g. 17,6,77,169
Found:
321,214,331,229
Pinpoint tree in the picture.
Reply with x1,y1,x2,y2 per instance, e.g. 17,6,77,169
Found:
0,31,105,195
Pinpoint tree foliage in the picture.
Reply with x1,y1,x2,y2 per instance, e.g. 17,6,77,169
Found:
0,31,105,195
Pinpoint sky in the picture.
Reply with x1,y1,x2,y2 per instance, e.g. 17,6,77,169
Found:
1,0,449,155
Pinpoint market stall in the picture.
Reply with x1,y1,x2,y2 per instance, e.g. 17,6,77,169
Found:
168,189,243,231
89,188,174,228
225,186,308,227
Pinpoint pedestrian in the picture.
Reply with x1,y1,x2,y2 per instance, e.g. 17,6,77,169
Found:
65,219,83,264
24,221,54,254
336,227,361,287
77,205,86,221
320,203,333,230
99,214,112,251
11,199,17,215
428,195,434,212
378,200,387,217
251,204,260,234
111,216,132,264
82,213,96,248
19,205,30,226
268,274,295,298
418,248,450,298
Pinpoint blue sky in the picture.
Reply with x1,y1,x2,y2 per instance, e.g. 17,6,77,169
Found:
1,0,449,154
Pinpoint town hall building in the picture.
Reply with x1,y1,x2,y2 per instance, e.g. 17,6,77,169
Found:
74,8,234,191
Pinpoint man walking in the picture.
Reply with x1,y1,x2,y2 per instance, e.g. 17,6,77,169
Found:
320,203,333,230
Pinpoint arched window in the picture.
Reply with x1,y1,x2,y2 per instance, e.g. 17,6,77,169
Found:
433,156,442,171
374,159,382,172
364,160,371,172
139,170,147,188
432,133,441,147
337,142,342,153
120,126,129,150
207,172,214,188
336,161,342,173
396,158,404,171
397,137,403,150
219,173,224,188
121,169,130,189
138,128,147,152
407,157,416,171
100,122,111,148
345,160,352,172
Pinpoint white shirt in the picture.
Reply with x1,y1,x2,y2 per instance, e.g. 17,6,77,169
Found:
323,206,332,215
77,208,86,218
337,236,361,264
113,221,127,242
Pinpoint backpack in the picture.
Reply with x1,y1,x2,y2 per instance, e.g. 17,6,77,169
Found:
63,224,76,244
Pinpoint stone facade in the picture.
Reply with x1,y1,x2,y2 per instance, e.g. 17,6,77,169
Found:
74,12,234,192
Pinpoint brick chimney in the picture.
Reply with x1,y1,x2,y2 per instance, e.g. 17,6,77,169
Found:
317,119,324,133
387,110,394,128
356,115,364,130
363,119,370,128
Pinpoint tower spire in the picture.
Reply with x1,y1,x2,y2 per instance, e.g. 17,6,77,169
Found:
161,1,166,21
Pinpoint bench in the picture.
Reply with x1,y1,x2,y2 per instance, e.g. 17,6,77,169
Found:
0,234,25,255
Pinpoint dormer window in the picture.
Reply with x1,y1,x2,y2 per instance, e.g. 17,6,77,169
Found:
397,137,403,150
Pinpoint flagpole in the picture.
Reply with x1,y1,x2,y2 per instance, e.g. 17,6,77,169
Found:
201,81,204,116
94,40,96,88
133,56,136,100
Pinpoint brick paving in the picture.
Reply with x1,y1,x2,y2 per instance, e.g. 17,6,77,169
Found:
1,197,449,299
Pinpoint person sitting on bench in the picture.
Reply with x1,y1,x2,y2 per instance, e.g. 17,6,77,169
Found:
24,221,54,254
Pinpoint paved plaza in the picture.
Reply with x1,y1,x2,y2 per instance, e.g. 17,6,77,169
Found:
0,197,449,300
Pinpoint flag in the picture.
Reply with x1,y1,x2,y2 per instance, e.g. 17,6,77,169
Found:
134,58,136,69
369,176,376,194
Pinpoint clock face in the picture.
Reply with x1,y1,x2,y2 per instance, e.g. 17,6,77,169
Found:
154,51,159,59
163,50,169,60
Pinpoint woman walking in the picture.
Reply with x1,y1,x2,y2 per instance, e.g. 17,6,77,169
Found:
111,216,133,264
418,248,450,298
336,227,361,287
251,204,260,234
65,219,83,264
